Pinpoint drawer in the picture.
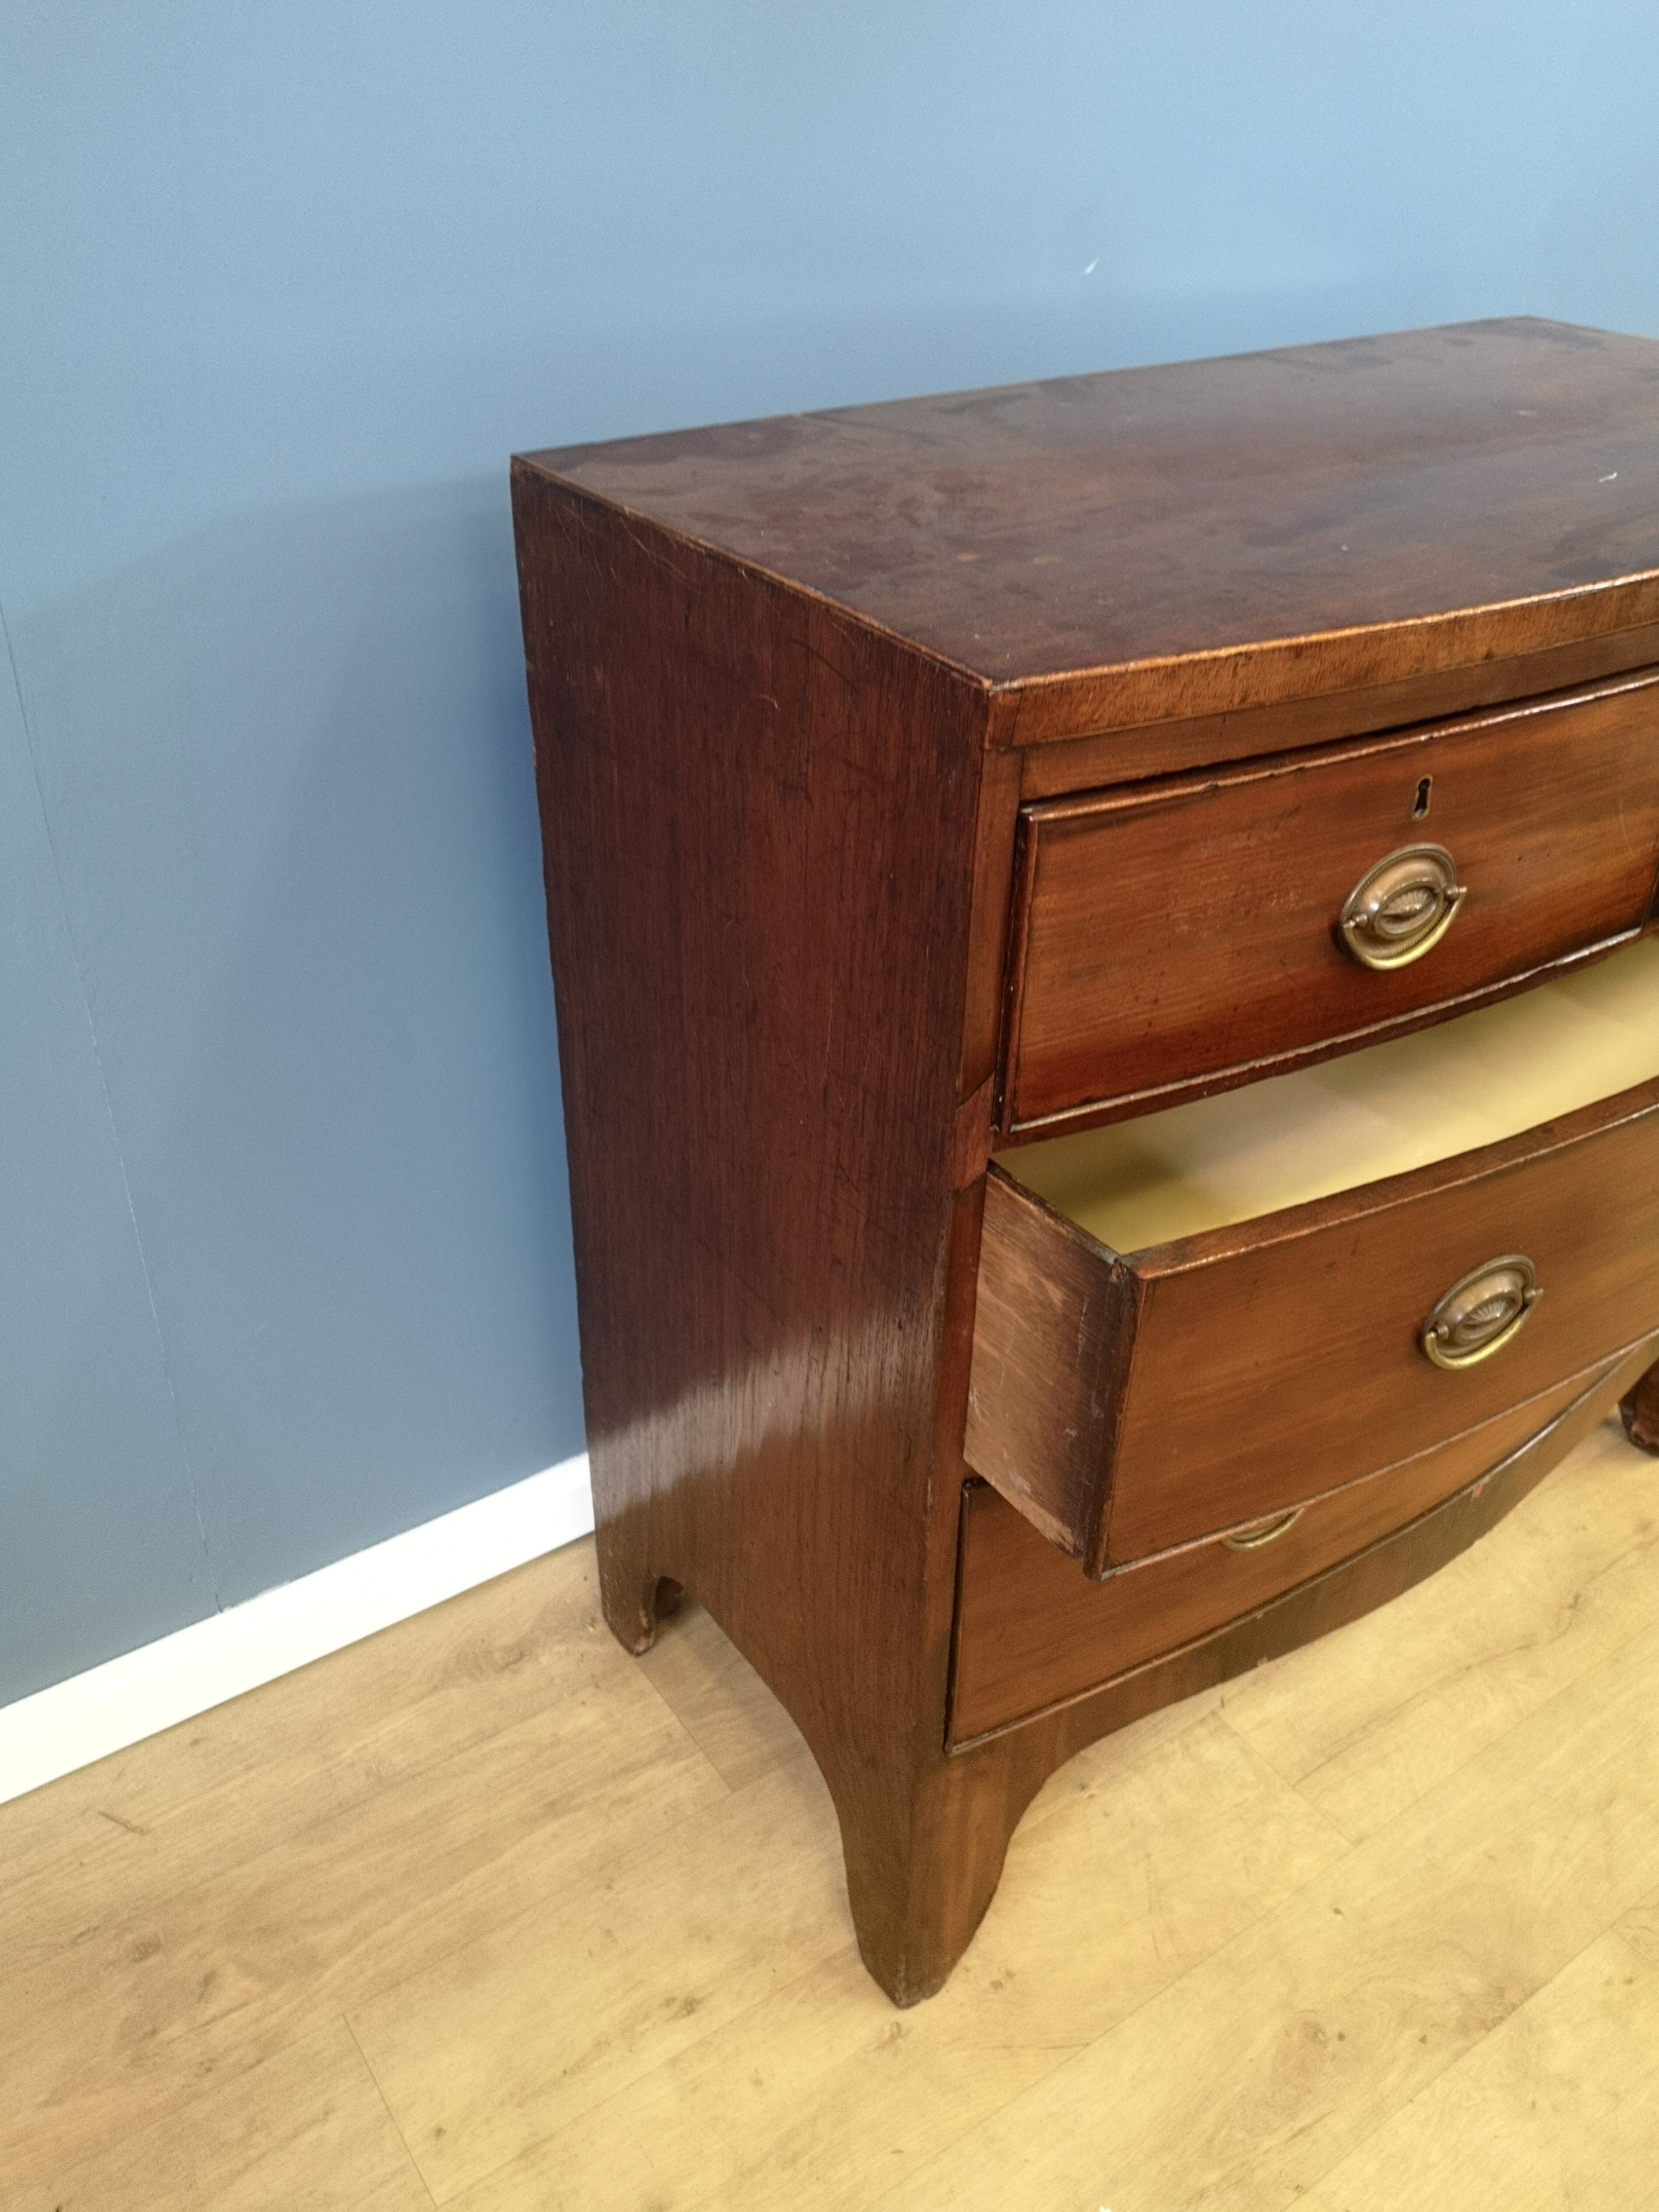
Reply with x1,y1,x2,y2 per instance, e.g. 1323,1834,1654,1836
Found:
951,1338,1659,1744
965,942,1659,1573
1000,670,1659,1137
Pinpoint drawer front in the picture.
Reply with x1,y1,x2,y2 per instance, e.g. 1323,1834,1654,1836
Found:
966,1078,1659,1572
1002,672,1659,1136
951,1341,1654,1744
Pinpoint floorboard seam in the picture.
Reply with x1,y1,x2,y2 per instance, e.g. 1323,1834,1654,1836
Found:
345,2012,443,2210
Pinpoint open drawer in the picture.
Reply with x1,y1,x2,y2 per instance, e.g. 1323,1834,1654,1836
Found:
965,937,1659,1574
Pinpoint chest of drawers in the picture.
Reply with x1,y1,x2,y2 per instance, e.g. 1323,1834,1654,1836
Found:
512,318,1659,2005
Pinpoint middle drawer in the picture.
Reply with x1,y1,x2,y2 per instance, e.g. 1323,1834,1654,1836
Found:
966,937,1659,1574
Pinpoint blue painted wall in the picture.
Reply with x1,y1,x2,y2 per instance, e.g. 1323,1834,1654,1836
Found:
4,2,1657,1705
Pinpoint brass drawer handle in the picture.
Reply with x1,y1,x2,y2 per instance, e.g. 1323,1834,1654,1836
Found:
1422,1254,1541,1370
1223,1506,1304,1551
1339,843,1466,970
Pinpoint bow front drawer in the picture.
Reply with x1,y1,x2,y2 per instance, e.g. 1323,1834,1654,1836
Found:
1000,670,1659,1137
967,942,1659,1573
951,1335,1657,1743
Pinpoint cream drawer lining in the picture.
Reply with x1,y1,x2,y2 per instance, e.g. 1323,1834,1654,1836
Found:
999,936,1659,1254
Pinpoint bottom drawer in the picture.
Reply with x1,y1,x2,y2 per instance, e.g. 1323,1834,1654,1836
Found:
950,1339,1655,1744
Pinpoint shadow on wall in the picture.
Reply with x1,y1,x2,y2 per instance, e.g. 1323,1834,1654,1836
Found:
10,475,586,1632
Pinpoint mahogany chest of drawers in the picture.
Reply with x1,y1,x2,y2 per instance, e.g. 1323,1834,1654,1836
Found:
512,318,1659,2005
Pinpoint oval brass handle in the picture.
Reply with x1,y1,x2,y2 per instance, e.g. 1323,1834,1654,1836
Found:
1421,1254,1541,1370
1339,843,1466,970
1223,1506,1305,1552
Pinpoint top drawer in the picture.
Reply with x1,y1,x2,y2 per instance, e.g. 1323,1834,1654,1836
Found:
999,671,1659,1137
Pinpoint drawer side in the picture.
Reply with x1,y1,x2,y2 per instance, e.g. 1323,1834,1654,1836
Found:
964,1168,1134,1557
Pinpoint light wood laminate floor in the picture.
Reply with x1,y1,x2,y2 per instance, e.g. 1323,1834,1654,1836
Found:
8,1415,1659,2211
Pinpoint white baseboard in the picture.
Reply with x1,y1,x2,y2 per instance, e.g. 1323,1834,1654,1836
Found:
0,1451,594,1810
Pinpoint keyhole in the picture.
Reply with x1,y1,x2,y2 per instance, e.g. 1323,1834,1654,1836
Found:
1412,776,1432,820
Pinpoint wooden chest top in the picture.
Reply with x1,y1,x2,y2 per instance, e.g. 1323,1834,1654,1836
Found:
520,318,1659,729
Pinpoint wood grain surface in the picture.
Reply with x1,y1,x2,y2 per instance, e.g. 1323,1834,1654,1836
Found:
1003,669,1659,1133
523,320,1659,743
8,1410,1659,2210
962,1168,1134,1557
514,463,994,2001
